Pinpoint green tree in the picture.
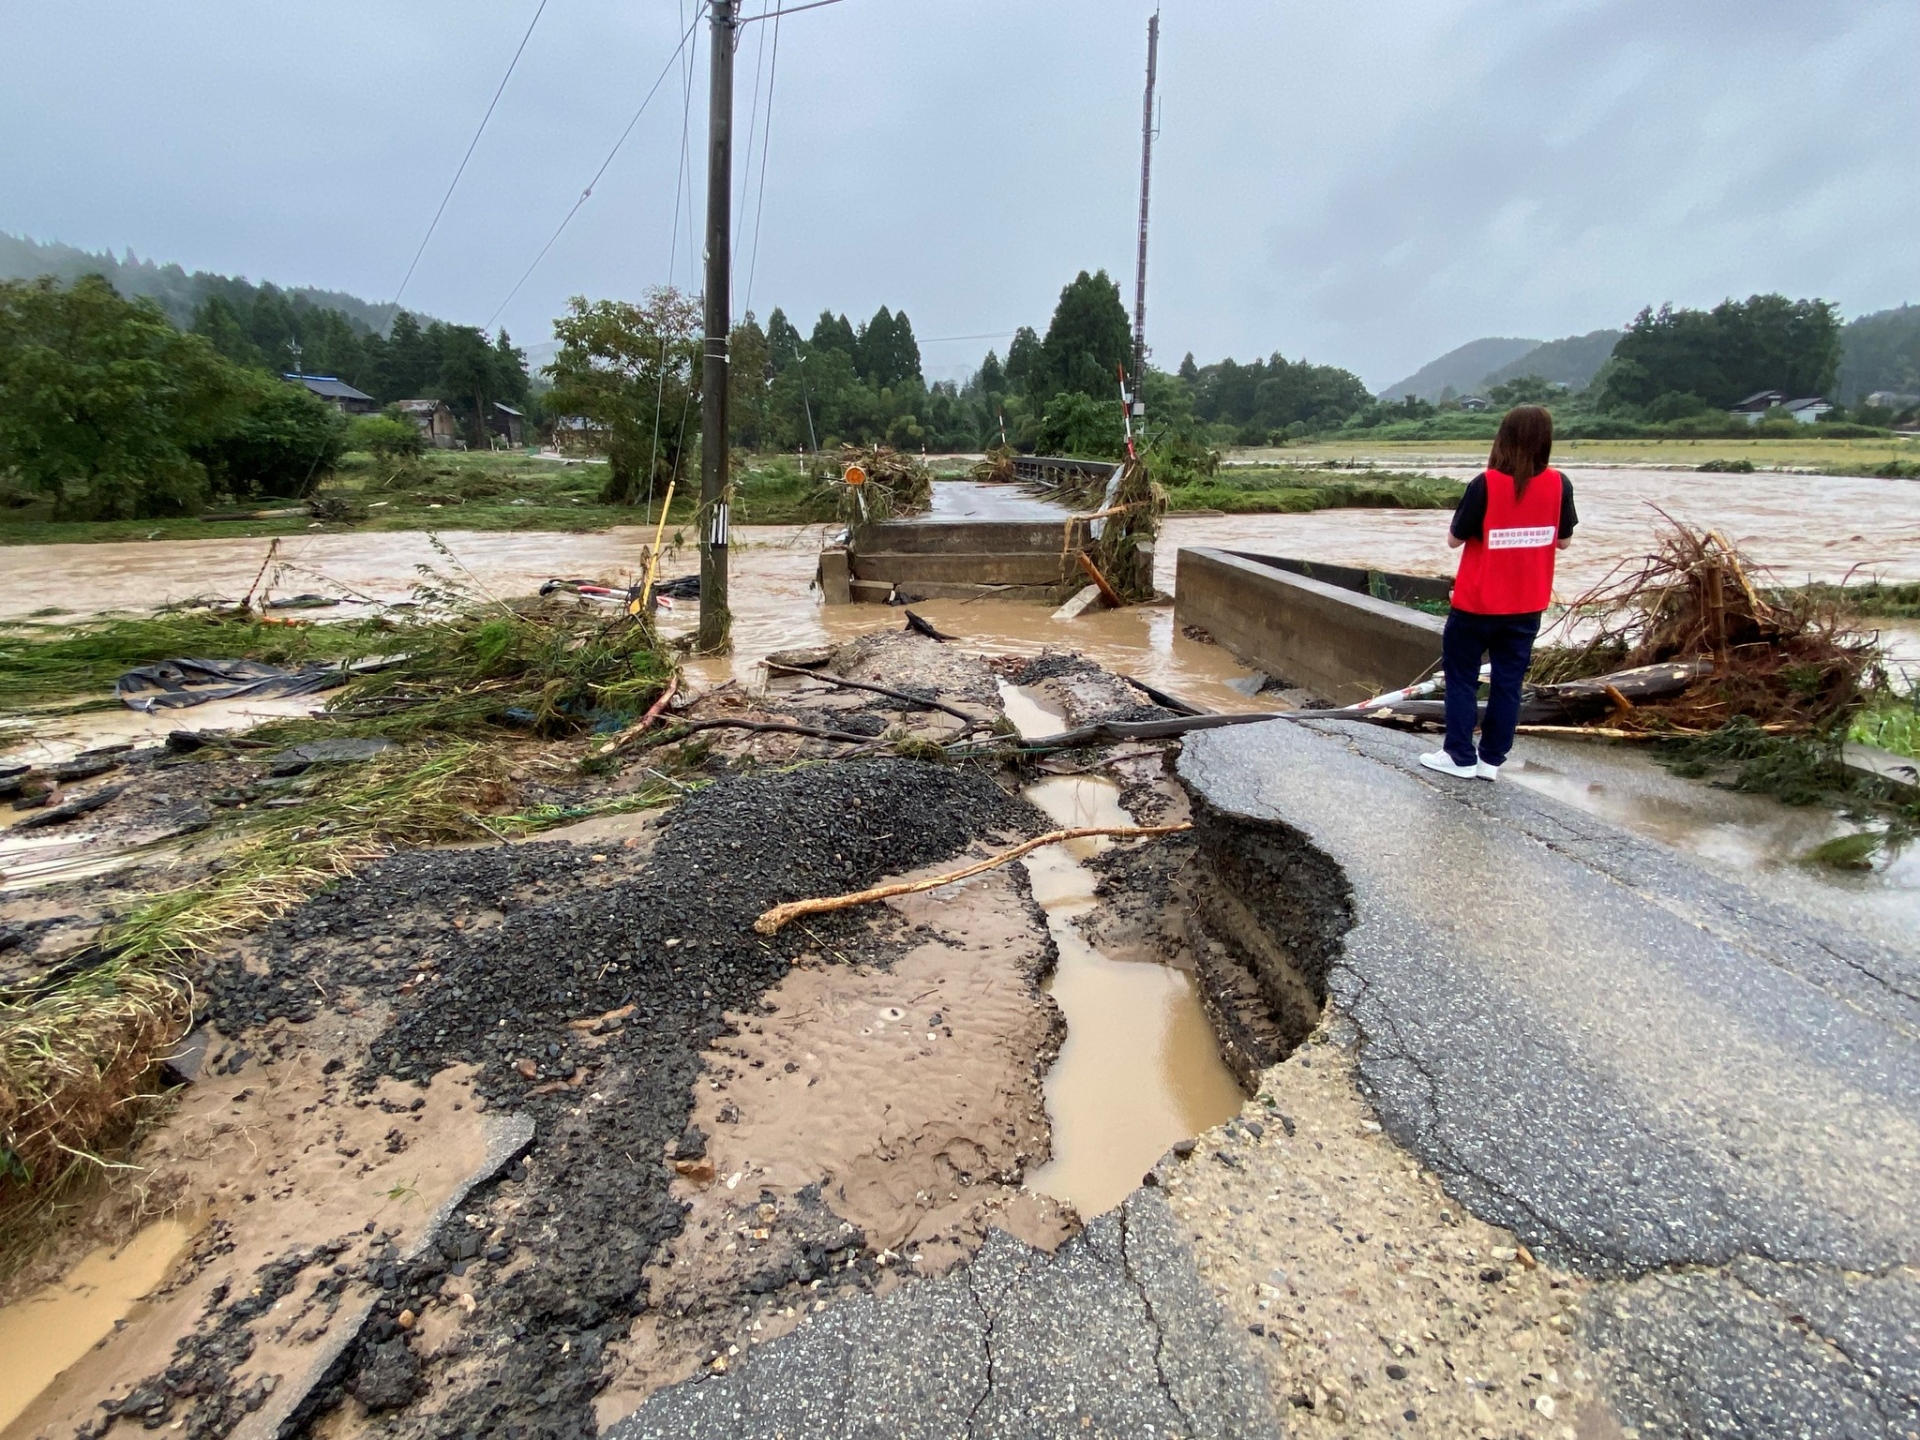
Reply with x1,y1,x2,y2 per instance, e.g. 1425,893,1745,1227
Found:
192,370,346,499
854,306,922,388
1036,270,1131,401
192,294,266,369
766,307,805,370
1032,390,1124,458
544,289,701,504
809,310,857,358
730,313,772,449
1600,295,1841,411
1485,374,1565,408
1001,327,1040,397
0,275,248,517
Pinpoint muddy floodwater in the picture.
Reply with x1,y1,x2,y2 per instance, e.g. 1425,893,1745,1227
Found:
1005,706,1243,1218
0,1218,195,1430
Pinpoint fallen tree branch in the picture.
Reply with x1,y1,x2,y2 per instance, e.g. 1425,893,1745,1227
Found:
593,674,681,756
754,821,1192,934
764,661,983,725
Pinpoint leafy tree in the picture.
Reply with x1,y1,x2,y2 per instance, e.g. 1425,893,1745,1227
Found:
1177,352,1200,384
1600,295,1841,411
1036,270,1131,401
1179,351,1372,439
1836,304,1920,403
193,369,346,499
349,412,426,460
1004,327,1042,396
1033,390,1124,458
544,289,701,504
854,306,922,388
1485,374,1566,408
0,275,248,517
766,307,805,370
809,310,857,358
977,349,1006,396
730,314,772,449
192,294,266,369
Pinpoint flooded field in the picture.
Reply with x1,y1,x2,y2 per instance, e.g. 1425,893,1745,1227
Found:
1168,463,1920,595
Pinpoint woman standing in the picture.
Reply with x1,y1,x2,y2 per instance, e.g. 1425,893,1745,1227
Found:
1421,405,1577,781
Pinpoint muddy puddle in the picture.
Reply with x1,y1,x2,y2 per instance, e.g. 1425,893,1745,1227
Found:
1004,697,1242,1219
0,1219,196,1431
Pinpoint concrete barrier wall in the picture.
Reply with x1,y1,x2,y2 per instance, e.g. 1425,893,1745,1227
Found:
1175,548,1446,705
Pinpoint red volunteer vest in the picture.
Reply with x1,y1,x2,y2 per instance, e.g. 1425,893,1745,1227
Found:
1452,468,1562,615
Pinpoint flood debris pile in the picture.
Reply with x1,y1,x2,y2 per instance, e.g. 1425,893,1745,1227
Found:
1535,519,1881,735
1018,456,1164,603
832,443,932,518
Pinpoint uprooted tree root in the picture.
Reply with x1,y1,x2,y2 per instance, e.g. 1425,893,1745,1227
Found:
1531,518,1881,735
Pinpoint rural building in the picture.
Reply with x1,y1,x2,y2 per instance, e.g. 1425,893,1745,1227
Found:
1779,397,1833,424
489,403,527,448
552,415,608,456
285,373,377,415
394,398,460,448
1865,390,1920,411
1457,395,1491,412
1728,389,1787,419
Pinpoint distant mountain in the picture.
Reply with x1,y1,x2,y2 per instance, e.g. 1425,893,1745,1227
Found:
1482,329,1621,391
1836,304,1920,404
0,231,400,335
1379,337,1540,402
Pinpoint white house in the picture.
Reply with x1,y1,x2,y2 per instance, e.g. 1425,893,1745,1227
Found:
1728,390,1831,425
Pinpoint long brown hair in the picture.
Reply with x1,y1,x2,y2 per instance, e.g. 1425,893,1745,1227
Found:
1488,405,1554,496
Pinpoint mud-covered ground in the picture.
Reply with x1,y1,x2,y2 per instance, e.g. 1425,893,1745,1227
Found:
180,758,1031,1440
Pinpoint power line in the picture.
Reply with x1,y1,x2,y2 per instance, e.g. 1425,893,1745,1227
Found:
740,4,782,320
485,6,706,330
737,0,847,24
920,330,1018,344
395,0,551,309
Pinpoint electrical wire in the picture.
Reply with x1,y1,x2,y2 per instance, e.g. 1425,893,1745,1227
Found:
395,0,551,308
736,0,847,23
740,3,782,321
485,5,706,330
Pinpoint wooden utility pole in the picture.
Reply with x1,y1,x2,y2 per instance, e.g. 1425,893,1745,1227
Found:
1130,10,1160,401
697,0,736,652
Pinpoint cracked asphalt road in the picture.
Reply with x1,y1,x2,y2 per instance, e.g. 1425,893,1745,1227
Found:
1180,718,1920,1438
603,1190,1278,1439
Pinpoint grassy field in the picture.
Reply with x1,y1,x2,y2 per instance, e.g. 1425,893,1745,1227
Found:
1237,433,1920,474
1165,466,1463,513
0,451,853,546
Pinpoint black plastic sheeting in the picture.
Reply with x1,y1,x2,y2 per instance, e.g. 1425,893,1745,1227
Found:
115,657,349,712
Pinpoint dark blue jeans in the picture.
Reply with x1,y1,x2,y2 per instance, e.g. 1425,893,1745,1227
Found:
1442,609,1541,767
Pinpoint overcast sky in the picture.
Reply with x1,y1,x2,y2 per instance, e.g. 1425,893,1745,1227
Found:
5,0,1915,389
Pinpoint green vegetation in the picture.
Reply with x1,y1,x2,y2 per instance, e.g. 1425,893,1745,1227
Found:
0,276,347,519
0,594,687,1237
1164,465,1464,514
1599,295,1841,412
544,290,700,504
0,610,389,715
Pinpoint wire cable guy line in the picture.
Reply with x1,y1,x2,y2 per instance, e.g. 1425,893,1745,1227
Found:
485,5,706,330
736,0,847,23
394,0,551,309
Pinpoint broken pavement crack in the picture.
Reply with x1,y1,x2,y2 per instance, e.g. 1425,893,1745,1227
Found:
1117,1201,1193,1435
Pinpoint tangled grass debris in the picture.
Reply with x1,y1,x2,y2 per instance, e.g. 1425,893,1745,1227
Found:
1,588,687,1239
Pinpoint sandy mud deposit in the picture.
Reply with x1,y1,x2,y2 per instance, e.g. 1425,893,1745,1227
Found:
3,628,1276,1440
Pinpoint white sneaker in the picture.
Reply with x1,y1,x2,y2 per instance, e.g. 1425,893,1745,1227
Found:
1476,760,1501,781
1419,751,1479,779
